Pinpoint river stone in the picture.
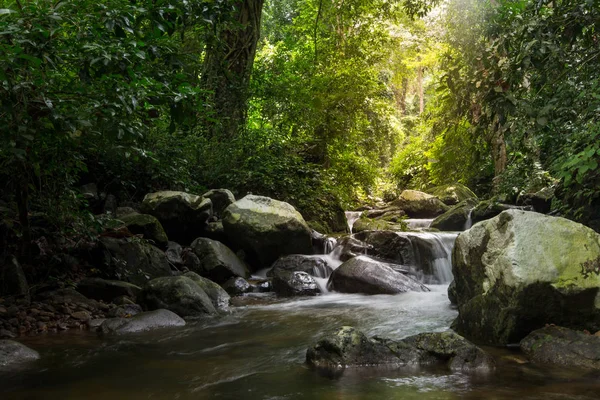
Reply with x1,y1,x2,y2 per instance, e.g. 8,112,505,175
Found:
332,236,371,262
390,190,449,218
222,195,312,269
221,277,252,296
353,231,412,265
427,184,478,206
189,238,249,284
77,278,142,303
520,326,600,370
268,255,334,279
182,272,230,312
98,237,171,286
0,340,40,367
141,191,212,243
99,309,185,334
202,189,235,217
119,213,168,248
328,256,429,295
452,209,600,345
306,327,494,372
139,276,217,317
431,198,478,231
272,270,321,297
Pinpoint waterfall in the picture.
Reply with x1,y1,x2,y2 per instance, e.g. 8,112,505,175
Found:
464,209,474,230
345,211,363,234
405,218,434,230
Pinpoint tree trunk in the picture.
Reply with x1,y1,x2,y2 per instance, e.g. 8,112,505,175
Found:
202,0,265,138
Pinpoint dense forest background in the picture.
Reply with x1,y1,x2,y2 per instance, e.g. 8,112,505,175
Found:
1,0,599,248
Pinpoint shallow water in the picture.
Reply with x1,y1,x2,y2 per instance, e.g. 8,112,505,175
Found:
2,286,600,399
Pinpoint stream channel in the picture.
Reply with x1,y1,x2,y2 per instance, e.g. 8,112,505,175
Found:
1,217,600,399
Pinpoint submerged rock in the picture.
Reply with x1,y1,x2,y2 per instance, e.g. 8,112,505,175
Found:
269,255,334,279
272,270,321,297
188,237,249,284
0,340,40,367
452,210,600,345
221,277,252,296
222,195,312,269
119,213,169,248
306,327,494,372
100,309,185,334
390,190,449,218
328,256,428,295
139,276,217,317
520,326,600,370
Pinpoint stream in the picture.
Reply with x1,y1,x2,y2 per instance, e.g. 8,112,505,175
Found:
1,220,600,399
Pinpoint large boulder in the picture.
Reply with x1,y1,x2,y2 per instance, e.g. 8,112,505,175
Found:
306,326,494,372
119,213,168,248
77,278,142,303
182,272,230,312
431,199,478,231
97,237,171,286
202,189,235,218
390,190,449,218
516,186,555,214
0,340,40,367
328,256,429,295
139,276,217,317
222,195,312,269
99,309,185,334
353,231,412,265
141,191,212,243
188,238,249,284
268,255,334,279
427,184,478,206
452,210,600,345
271,270,321,297
470,199,523,224
520,326,600,370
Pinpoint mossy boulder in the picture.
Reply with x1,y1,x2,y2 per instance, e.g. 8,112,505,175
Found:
306,326,494,372
182,271,230,312
390,190,449,218
470,199,514,224
222,195,312,269
352,217,405,233
139,276,217,317
328,256,429,295
452,209,600,345
120,213,168,248
520,326,600,370
141,191,212,244
189,237,249,284
431,198,478,231
428,184,478,206
202,189,236,218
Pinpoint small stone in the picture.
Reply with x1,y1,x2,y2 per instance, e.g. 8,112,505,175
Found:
595,331,600,337
0,306,7,314
29,308,41,315
0,329,16,339
88,319,106,329
71,311,91,321
57,322,68,331
36,322,47,331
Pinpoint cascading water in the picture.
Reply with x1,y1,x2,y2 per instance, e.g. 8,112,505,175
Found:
398,232,458,284
464,208,474,230
405,218,434,230
345,211,363,234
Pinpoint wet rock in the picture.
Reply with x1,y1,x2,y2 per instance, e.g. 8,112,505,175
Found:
71,310,91,321
306,327,494,372
77,278,142,303
139,276,217,317
268,255,334,279
97,237,171,286
119,213,169,248
520,326,600,370
188,237,249,284
427,184,478,206
182,272,230,312
390,190,449,218
108,304,143,318
141,191,212,243
221,277,252,296
352,217,405,233
0,340,40,367
353,231,412,265
431,199,478,231
222,195,312,269
0,256,29,300
202,189,235,218
452,210,600,345
272,270,321,297
328,256,429,295
100,309,185,334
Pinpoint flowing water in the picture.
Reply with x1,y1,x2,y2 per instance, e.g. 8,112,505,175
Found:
405,218,434,230
2,230,600,399
345,211,363,234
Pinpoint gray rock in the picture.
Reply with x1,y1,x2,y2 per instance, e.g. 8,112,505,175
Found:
182,272,230,312
189,238,249,284
0,340,40,367
272,270,321,297
328,256,429,295
116,207,138,218
520,326,600,370
100,309,185,334
431,199,478,231
306,327,494,372
165,241,184,266
202,189,235,217
390,190,449,218
119,213,169,248
77,278,142,303
139,276,217,317
222,195,312,269
427,184,478,206
108,304,143,318
269,255,334,278
221,277,252,296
